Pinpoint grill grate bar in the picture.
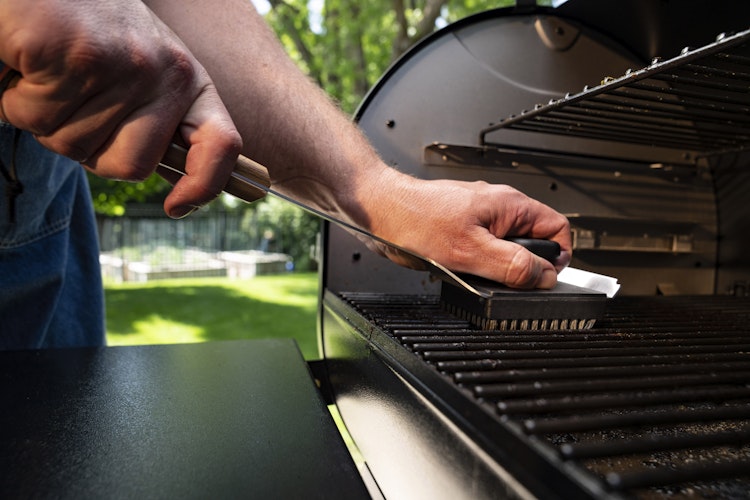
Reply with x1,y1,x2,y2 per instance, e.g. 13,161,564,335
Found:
454,360,750,384
553,96,750,139
414,337,750,352
495,386,750,416
481,28,750,157
606,459,750,492
421,343,750,361
512,104,735,151
611,83,750,121
437,352,750,373
475,371,750,399
523,405,750,435
654,66,750,94
399,328,750,343
559,426,750,460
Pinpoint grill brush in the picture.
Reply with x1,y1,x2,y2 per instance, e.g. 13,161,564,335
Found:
440,240,619,331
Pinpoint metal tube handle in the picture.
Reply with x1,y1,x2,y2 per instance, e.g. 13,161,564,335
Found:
159,143,271,203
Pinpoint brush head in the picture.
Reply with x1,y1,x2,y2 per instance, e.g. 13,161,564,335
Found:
440,276,607,331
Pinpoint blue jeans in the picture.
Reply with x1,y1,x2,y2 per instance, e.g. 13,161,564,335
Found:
0,123,105,349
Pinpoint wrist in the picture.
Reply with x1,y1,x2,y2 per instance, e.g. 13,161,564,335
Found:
353,165,423,242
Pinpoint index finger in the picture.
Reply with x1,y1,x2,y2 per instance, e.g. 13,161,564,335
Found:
520,203,572,271
163,87,242,218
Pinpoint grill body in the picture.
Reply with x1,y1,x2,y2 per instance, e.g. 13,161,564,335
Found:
319,1,750,497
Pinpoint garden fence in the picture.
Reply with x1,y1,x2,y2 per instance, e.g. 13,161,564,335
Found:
97,205,293,282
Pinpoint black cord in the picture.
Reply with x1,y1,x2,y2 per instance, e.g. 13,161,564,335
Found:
1,68,23,223
0,68,20,95
0,128,23,223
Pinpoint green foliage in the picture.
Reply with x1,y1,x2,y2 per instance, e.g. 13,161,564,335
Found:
87,172,170,216
442,0,516,23
264,0,518,113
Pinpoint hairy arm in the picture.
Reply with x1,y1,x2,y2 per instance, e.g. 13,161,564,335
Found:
146,0,571,288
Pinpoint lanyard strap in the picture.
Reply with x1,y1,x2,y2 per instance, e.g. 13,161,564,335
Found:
0,69,25,223
0,127,23,223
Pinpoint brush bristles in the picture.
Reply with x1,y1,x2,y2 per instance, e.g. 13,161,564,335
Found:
442,302,596,331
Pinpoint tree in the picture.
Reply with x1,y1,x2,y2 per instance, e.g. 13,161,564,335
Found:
88,172,170,216
264,0,514,113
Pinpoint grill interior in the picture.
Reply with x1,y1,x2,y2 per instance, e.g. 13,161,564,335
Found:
336,292,750,498
322,5,750,497
482,27,750,160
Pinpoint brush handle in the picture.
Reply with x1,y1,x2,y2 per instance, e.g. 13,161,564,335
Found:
506,237,560,263
159,143,272,203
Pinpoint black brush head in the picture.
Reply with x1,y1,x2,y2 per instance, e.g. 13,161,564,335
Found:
440,276,607,331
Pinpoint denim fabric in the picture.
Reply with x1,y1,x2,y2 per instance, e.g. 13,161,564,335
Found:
0,123,105,349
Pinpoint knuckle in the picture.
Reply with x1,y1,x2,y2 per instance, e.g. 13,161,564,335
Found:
87,157,152,182
173,178,220,207
443,238,477,269
205,99,243,156
504,247,538,287
226,126,243,149
218,128,243,157
557,213,572,231
161,48,198,95
16,116,57,137
5,105,59,137
118,163,153,182
40,136,91,163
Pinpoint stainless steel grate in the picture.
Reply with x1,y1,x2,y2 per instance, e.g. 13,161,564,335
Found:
338,292,750,498
481,28,750,158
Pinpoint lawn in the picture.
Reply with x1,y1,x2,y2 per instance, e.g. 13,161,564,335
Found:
104,272,320,359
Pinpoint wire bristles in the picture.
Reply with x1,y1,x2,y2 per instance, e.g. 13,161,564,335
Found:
442,302,596,331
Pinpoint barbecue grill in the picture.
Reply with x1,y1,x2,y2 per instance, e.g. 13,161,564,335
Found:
318,1,750,498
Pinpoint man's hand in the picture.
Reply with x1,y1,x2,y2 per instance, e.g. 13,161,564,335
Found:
364,168,572,289
0,0,240,218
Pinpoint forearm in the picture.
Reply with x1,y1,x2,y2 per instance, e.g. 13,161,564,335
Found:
146,0,387,228
147,0,572,288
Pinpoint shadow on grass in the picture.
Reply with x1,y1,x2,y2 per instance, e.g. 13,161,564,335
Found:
104,279,319,359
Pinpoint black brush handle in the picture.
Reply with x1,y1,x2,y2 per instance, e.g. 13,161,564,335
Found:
506,238,560,263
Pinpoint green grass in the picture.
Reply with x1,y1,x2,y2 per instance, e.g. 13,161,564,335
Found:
104,272,320,359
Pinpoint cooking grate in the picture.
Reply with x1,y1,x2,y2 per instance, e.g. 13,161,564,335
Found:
481,28,750,158
338,292,750,498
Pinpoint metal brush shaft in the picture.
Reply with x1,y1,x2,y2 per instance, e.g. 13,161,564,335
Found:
159,143,562,297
